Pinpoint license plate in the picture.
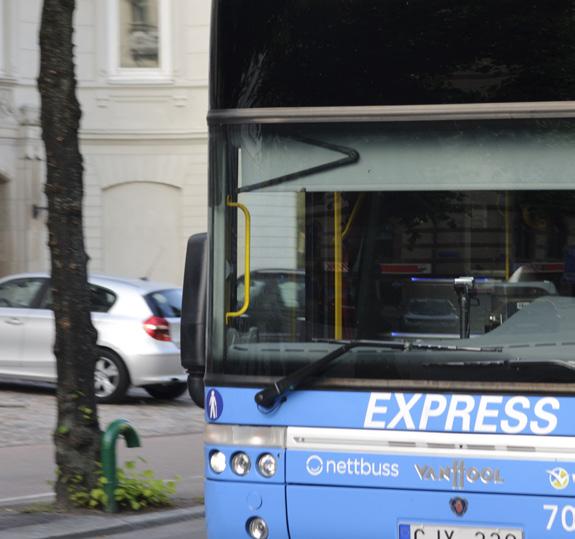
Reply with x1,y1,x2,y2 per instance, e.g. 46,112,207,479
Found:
399,523,523,539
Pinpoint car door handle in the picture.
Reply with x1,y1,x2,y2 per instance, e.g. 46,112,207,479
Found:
4,317,23,326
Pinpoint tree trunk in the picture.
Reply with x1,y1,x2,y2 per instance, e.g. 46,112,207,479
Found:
38,0,101,510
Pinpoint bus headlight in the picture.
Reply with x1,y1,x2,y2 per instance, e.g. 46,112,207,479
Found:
247,517,269,539
257,453,277,478
209,450,226,474
231,452,251,476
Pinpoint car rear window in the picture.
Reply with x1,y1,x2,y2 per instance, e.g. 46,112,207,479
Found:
40,284,117,313
146,289,182,318
277,280,304,309
89,285,117,313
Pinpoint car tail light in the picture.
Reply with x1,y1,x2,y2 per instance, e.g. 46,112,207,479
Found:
143,316,171,341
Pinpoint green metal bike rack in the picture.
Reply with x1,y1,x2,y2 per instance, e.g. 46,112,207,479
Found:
101,419,141,513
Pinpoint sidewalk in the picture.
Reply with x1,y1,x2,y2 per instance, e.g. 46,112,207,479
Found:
0,433,205,538
0,434,204,505
0,503,204,539
0,385,206,537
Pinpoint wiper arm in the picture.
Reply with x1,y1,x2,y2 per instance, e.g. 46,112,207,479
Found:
423,357,575,371
254,339,502,409
238,136,359,194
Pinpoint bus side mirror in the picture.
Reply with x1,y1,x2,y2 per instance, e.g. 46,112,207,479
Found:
181,232,207,408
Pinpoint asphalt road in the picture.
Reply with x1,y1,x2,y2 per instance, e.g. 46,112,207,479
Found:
0,379,204,447
0,432,205,505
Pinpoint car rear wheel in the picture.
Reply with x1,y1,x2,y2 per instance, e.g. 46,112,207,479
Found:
94,349,130,404
144,382,187,400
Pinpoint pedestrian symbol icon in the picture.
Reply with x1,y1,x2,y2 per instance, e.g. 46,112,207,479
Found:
208,390,217,418
206,388,223,421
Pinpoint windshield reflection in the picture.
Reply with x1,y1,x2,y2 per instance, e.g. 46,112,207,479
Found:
217,121,575,384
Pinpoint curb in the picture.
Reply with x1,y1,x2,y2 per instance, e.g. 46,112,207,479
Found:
3,505,204,539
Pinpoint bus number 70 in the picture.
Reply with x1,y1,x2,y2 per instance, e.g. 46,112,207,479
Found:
544,504,575,532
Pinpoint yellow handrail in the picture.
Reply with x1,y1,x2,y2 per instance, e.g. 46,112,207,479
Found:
504,191,510,279
334,192,343,339
225,196,251,324
342,193,365,240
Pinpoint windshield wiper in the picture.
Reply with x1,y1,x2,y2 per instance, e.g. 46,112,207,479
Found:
423,357,575,371
254,339,502,409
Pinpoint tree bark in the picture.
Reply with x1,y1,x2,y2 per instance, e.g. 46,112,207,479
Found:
38,0,101,510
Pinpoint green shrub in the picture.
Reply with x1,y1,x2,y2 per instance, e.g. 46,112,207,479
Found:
70,459,179,511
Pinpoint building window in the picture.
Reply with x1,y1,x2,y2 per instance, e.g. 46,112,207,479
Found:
108,0,171,82
120,0,159,68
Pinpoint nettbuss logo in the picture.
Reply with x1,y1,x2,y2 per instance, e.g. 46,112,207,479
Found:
305,454,399,478
306,455,324,476
363,392,560,434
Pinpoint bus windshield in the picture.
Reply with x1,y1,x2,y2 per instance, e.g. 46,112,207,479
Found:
211,118,575,387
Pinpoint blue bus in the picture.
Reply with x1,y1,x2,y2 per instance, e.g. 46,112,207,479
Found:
182,1,575,537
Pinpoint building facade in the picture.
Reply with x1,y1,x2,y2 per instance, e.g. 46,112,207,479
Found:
0,0,209,284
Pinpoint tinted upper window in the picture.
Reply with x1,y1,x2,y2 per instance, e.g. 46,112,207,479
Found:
213,0,575,108
0,278,45,308
146,289,182,318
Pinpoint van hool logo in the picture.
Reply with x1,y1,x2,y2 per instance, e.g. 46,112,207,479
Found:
415,460,504,489
305,455,399,478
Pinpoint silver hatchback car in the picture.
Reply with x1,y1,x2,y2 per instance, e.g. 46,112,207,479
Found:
0,273,187,403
